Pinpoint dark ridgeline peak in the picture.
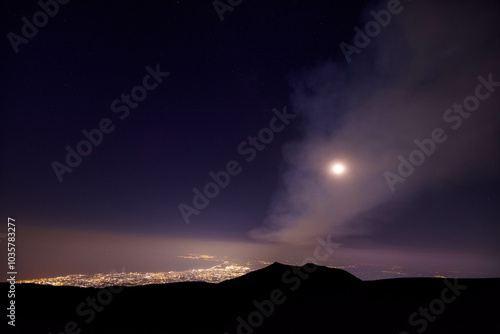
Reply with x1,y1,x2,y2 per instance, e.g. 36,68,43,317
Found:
258,261,360,282
4,268,499,333
302,262,362,286
220,261,361,294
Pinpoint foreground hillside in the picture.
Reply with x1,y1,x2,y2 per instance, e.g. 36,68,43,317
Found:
3,263,499,333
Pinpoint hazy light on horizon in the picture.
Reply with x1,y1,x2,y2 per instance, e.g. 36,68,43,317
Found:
8,225,499,280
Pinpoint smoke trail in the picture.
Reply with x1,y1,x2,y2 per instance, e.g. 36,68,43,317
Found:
251,0,500,245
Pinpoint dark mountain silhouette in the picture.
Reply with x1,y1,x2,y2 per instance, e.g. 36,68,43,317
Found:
3,263,499,333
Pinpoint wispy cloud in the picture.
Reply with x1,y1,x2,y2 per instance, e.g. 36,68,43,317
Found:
251,0,500,245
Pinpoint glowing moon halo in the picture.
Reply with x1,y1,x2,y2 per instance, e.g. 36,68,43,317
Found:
331,163,345,175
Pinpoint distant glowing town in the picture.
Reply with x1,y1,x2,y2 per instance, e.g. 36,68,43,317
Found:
18,255,269,288
18,254,485,288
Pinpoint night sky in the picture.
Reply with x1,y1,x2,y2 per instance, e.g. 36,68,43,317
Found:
1,0,499,280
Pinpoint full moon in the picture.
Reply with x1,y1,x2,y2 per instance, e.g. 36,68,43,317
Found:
331,163,345,175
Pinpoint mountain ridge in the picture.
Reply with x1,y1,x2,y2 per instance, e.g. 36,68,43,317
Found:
2,263,499,333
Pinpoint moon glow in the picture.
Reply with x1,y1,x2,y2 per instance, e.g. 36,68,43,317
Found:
331,163,345,175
